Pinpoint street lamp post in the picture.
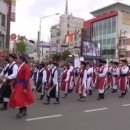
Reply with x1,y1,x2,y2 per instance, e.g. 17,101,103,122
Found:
37,13,60,61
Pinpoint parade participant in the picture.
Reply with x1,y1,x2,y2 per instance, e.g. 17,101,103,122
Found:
76,61,87,102
67,61,75,92
112,61,120,93
107,61,113,90
60,63,70,98
0,57,10,104
36,63,47,100
44,61,59,104
9,54,34,119
0,54,18,110
86,62,93,95
32,65,39,90
47,62,52,88
119,59,129,98
96,59,108,100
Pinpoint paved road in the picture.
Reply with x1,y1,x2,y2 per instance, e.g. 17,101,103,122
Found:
1,90,130,130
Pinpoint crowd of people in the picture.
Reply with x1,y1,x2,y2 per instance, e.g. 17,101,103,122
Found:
0,53,130,119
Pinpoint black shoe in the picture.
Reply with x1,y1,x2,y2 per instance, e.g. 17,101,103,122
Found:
101,93,104,99
38,95,44,100
0,107,7,111
80,98,86,102
53,101,60,104
88,90,92,95
112,89,117,93
62,94,67,98
119,93,125,98
16,112,27,119
44,102,50,105
97,94,102,100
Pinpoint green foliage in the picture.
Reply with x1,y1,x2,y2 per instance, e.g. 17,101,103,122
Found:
51,53,61,61
16,37,26,53
61,50,71,61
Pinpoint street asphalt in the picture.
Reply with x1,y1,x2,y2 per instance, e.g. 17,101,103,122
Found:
1,89,130,130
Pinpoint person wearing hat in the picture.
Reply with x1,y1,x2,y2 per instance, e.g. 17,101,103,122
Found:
119,59,129,98
107,61,113,90
86,62,93,96
44,61,60,104
60,63,71,98
35,63,47,100
96,59,108,100
111,61,120,93
9,54,34,119
0,54,18,110
66,61,75,93
76,61,87,102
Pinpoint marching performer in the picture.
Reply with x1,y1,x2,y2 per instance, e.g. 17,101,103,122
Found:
119,59,129,98
60,63,70,98
44,62,60,104
86,62,93,95
9,54,34,119
36,63,47,100
76,61,87,102
107,61,113,90
0,57,10,104
111,61,120,93
96,59,108,100
0,54,18,110
67,62,75,93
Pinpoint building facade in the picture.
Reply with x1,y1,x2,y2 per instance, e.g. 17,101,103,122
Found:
0,0,8,59
50,14,84,54
84,2,130,60
39,42,50,62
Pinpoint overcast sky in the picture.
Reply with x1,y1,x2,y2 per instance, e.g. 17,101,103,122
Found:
11,0,130,41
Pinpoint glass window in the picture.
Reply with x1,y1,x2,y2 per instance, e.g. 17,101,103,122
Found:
112,16,116,33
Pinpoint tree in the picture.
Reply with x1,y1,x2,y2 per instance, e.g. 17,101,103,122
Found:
51,53,61,61
16,36,26,54
61,50,71,61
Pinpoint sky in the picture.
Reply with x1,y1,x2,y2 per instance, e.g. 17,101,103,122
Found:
11,0,130,41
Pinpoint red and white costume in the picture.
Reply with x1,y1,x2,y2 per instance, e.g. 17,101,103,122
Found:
68,65,74,90
86,67,93,92
107,66,113,88
9,63,34,108
76,68,87,97
96,65,108,94
112,66,120,90
61,68,70,94
120,65,129,93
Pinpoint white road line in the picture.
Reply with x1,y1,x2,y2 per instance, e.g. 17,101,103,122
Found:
122,104,130,107
84,107,108,113
26,114,63,122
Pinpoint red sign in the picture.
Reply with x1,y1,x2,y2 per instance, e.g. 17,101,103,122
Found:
10,34,17,40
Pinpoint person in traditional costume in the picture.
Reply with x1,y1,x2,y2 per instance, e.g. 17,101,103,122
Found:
86,62,93,95
0,57,10,104
60,63,71,98
119,59,129,98
44,61,60,104
111,61,120,93
76,61,87,102
107,61,113,90
9,54,34,119
0,54,18,110
96,59,108,100
67,61,75,93
36,63,47,100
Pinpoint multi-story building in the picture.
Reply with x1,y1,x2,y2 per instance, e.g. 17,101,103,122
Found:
39,42,50,62
84,2,130,60
50,14,84,54
0,0,8,59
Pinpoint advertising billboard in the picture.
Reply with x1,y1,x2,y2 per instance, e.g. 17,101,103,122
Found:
82,41,101,57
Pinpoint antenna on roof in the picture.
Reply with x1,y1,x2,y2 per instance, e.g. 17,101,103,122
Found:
65,0,68,15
